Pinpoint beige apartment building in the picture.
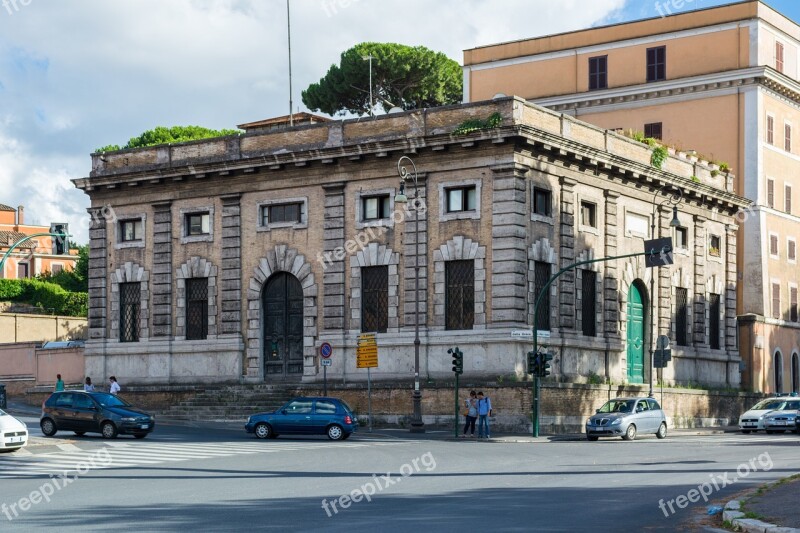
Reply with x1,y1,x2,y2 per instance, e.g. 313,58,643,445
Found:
463,0,800,394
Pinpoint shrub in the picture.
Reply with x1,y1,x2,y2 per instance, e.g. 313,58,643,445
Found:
0,279,24,300
0,278,87,317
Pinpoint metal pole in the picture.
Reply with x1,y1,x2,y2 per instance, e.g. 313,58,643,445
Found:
368,367,372,432
454,372,459,439
533,376,540,438
287,0,293,126
323,365,327,396
411,194,424,432
368,55,373,117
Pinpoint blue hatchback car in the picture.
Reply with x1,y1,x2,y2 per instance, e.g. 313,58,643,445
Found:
245,397,358,440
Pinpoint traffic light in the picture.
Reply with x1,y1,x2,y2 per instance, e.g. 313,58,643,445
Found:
540,352,553,377
527,350,539,375
449,347,464,375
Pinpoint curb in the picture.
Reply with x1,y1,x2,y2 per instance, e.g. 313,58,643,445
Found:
723,500,800,533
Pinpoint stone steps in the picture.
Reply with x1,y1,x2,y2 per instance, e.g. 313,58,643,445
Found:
159,384,295,420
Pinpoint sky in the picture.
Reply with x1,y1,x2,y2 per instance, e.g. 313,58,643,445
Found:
1,0,799,244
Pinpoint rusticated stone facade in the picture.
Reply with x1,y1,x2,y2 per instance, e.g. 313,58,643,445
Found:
73,97,748,390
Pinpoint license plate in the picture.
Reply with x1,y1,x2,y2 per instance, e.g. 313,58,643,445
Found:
776,421,787,426
140,425,149,429
7,437,23,444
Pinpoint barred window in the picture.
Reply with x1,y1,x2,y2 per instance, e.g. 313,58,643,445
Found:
445,260,474,330
120,282,141,343
361,266,388,333
186,278,208,340
534,261,550,331
709,293,721,350
581,270,596,337
676,287,689,346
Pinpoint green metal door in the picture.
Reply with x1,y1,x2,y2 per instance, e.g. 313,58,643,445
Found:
627,284,645,384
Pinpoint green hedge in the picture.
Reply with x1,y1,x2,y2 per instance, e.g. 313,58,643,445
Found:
0,278,87,317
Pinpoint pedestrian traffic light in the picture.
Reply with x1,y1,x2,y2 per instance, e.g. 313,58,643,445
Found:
448,347,463,375
527,350,539,375
540,352,553,377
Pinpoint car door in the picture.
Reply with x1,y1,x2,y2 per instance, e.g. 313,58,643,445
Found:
312,399,339,434
279,399,314,434
648,399,665,431
52,393,78,430
633,400,653,432
71,394,98,432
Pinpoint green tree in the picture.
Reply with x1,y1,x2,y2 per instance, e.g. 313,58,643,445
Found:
96,126,241,153
38,245,88,293
302,42,463,116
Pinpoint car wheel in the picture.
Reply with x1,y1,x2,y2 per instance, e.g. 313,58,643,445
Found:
133,433,147,439
254,423,272,440
74,432,85,436
101,422,118,439
587,435,599,442
40,418,57,437
741,430,751,434
622,424,637,441
327,424,344,440
656,423,667,439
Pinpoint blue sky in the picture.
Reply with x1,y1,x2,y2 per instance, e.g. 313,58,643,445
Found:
0,0,798,243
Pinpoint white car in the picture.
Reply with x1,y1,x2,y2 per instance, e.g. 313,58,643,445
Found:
738,397,797,434
763,399,800,434
0,408,28,452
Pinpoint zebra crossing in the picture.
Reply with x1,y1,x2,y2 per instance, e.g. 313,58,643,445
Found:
0,439,409,478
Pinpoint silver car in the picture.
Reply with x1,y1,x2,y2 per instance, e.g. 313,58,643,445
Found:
585,397,668,441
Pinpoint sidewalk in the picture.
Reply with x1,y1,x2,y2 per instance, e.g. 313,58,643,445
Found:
724,476,800,533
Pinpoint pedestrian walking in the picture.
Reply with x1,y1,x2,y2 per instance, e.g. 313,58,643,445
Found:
84,377,95,392
477,391,493,439
54,374,64,392
462,390,478,437
109,376,120,395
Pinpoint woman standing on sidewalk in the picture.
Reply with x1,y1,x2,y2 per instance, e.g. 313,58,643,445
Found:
462,391,478,437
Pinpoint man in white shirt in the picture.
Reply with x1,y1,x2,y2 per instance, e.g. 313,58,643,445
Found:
109,376,121,395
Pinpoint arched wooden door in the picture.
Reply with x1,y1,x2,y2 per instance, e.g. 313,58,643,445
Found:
262,272,304,379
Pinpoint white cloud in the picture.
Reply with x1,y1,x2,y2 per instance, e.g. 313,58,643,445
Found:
0,0,628,244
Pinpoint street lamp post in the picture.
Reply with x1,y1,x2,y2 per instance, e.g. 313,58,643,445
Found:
395,156,425,433
649,186,682,397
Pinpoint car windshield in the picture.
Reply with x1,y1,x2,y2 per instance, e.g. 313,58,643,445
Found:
598,400,635,413
751,399,788,410
92,393,131,408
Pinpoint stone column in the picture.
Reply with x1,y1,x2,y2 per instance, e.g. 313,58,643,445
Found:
725,224,739,352
558,176,577,331
490,163,529,327
404,176,428,329
219,194,241,336
87,206,108,341
603,191,620,339
322,182,346,331
693,215,707,347
151,201,172,337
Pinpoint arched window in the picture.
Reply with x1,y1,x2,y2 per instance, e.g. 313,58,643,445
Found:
792,353,799,394
774,351,784,394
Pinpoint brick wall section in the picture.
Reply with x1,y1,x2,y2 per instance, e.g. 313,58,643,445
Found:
87,207,107,340
220,195,242,335
558,177,577,330
603,191,620,337
151,202,172,337
693,216,707,346
322,182,345,331
490,163,529,326
404,176,428,328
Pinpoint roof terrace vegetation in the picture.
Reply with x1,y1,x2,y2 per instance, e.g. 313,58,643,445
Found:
96,125,242,153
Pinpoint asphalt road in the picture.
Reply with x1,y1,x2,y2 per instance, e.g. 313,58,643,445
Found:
0,415,798,532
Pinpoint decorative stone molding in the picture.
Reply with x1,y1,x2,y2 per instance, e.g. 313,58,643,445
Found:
175,256,218,340
349,243,400,332
433,236,487,329
619,259,653,342
246,245,318,379
528,238,558,328
110,262,150,341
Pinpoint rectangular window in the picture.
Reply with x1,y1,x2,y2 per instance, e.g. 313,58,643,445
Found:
646,46,666,82
120,282,141,343
361,266,388,333
186,212,210,236
773,283,781,319
776,41,785,73
770,234,779,257
768,179,775,208
676,287,689,346
789,239,797,262
767,115,775,145
361,196,390,221
786,184,792,214
534,261,550,331
786,123,793,152
446,186,477,213
580,201,597,228
533,187,552,217
644,122,663,140
120,219,143,242
185,278,208,341
17,263,29,279
445,260,474,330
675,227,689,250
51,264,63,275
709,235,721,257
581,270,596,337
709,293,721,350
263,202,303,225
588,56,607,91
792,287,798,322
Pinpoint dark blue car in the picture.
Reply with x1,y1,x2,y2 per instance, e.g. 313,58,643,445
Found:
245,397,358,440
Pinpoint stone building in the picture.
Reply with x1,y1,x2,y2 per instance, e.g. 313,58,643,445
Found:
73,97,747,389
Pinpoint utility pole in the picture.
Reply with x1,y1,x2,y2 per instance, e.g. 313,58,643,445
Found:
362,54,374,117
287,0,294,126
